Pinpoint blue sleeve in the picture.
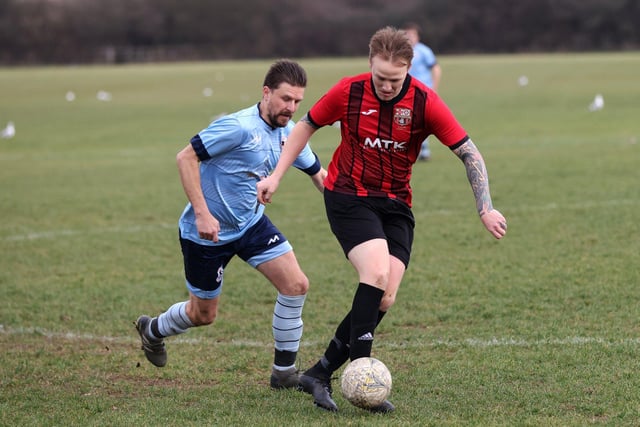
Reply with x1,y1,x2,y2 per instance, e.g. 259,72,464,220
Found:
192,115,245,160
295,151,321,175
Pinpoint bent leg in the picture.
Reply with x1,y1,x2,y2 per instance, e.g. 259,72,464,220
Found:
257,251,308,378
135,295,215,369
185,293,220,326
257,250,309,296
148,294,217,341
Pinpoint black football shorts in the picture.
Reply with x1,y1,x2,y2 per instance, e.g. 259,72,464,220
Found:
323,189,415,268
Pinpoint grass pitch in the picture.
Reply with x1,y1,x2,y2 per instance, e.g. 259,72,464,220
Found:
1,52,639,426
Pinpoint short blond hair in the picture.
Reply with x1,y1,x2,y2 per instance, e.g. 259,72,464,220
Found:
368,26,413,66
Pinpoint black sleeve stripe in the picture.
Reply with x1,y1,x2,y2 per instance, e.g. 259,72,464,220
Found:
448,135,470,150
190,134,211,161
295,152,322,175
305,111,322,129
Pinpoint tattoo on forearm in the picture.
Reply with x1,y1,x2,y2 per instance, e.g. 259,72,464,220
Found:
455,140,493,215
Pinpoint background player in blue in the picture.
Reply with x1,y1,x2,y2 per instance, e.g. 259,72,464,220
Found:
135,60,327,390
403,22,442,161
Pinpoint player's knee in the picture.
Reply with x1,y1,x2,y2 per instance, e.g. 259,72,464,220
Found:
292,274,310,295
280,273,309,296
366,268,390,290
188,303,218,326
193,310,217,326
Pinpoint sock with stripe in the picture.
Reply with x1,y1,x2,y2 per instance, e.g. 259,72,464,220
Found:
149,301,194,339
272,293,305,368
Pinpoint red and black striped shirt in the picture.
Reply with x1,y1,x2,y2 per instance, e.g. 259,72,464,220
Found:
308,72,468,207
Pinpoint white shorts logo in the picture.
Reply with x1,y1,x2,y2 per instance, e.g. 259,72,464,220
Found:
267,235,280,246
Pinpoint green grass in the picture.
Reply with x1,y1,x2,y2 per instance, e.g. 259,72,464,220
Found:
1,52,639,426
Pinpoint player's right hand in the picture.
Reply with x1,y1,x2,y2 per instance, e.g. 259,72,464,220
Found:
480,209,507,240
196,212,220,242
256,176,280,205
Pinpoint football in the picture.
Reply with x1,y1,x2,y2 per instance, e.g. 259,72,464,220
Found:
340,357,392,409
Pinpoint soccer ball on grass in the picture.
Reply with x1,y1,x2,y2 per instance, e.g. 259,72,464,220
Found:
340,357,392,409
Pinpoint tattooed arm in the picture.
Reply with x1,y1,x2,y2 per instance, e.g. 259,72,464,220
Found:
452,139,507,240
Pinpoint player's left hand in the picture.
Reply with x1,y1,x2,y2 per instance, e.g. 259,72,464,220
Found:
481,209,507,239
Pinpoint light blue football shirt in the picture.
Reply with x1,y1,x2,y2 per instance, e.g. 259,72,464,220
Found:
409,42,438,88
178,103,319,245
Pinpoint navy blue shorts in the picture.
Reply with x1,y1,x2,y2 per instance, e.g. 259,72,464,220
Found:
179,215,292,299
324,189,415,268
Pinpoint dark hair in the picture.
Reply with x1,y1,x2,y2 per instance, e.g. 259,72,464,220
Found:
263,59,307,89
369,26,413,66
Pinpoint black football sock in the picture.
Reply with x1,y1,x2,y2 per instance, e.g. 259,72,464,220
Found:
322,309,388,373
349,283,384,360
274,349,297,369
376,310,387,326
306,359,331,378
321,312,352,373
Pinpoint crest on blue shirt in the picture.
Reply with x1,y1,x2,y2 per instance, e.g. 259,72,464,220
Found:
394,107,412,127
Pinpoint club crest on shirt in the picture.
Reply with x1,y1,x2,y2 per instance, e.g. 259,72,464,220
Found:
394,107,412,127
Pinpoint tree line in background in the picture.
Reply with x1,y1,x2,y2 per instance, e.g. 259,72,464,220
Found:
1,0,638,65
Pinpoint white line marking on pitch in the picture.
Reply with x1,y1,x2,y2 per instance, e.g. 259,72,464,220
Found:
3,198,638,242
3,223,176,242
2,325,639,349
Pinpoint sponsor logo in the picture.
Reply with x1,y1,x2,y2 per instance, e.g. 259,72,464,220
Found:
361,109,378,116
248,131,261,148
364,137,408,151
267,235,280,245
394,107,412,126
357,332,374,341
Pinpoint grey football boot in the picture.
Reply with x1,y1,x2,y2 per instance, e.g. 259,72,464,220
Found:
270,366,300,389
135,315,167,367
